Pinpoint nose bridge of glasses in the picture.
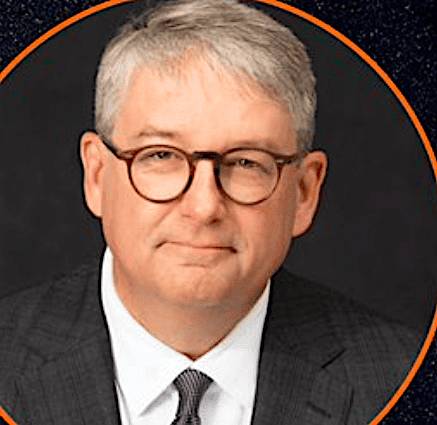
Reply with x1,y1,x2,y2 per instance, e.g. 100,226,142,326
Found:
186,151,223,196
191,150,221,164
190,150,222,179
190,151,222,184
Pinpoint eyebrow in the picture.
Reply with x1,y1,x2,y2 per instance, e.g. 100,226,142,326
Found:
133,126,180,142
234,139,292,152
130,126,295,153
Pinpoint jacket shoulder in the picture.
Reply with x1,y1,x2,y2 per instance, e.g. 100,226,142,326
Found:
0,262,101,393
0,263,98,339
271,268,421,423
272,267,420,352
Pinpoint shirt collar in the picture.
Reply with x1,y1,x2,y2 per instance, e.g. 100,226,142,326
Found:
101,247,270,417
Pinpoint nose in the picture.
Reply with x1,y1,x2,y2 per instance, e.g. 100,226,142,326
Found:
178,160,226,223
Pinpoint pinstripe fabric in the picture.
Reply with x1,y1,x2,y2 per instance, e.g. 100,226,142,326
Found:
171,369,212,424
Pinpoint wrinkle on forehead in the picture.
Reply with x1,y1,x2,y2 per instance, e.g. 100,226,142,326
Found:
112,49,297,153
121,46,288,117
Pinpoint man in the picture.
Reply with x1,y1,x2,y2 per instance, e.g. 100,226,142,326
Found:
0,1,418,424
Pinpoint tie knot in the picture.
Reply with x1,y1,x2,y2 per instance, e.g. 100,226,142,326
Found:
172,369,212,422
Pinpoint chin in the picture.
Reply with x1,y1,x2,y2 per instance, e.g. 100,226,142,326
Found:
158,266,239,308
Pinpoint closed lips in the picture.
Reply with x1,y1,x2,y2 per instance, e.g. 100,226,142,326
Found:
160,241,237,252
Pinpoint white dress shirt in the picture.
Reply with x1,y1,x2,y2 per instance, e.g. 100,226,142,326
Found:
101,248,270,425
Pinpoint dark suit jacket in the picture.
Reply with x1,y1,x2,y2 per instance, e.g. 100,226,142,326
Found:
0,260,418,425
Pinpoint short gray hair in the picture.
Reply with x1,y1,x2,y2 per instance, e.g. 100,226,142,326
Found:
95,0,316,150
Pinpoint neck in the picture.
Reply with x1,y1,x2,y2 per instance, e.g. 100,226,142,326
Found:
116,284,255,359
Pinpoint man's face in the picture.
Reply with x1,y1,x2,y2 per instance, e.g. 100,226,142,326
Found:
81,59,326,313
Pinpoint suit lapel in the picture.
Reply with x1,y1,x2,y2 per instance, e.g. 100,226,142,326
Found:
251,342,352,425
13,261,121,425
10,262,353,425
251,269,353,425
16,334,120,425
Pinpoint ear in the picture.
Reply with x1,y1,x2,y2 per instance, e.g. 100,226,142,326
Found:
292,150,328,237
80,131,106,218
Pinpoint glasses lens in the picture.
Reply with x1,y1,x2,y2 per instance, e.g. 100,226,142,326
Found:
131,146,189,201
220,149,278,204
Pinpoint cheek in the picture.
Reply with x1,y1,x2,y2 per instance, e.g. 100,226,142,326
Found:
101,171,135,231
273,179,299,234
265,189,297,255
100,185,136,257
240,198,296,267
99,168,164,253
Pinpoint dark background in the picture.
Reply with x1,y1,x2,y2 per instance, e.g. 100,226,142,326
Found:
0,0,436,423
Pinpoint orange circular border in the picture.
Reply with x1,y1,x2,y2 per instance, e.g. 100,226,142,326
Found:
0,406,17,425
0,1,436,424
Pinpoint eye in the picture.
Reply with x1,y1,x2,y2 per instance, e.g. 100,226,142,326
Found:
228,157,262,169
137,148,183,163
223,150,275,176
149,150,176,160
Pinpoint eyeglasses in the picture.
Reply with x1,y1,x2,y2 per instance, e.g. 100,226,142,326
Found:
99,135,307,205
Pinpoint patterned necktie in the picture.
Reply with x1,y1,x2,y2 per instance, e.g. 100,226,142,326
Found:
171,368,213,425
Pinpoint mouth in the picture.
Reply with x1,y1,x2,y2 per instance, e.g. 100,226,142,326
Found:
158,241,237,253
156,240,237,267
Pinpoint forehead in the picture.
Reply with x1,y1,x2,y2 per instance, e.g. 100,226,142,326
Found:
112,58,296,150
